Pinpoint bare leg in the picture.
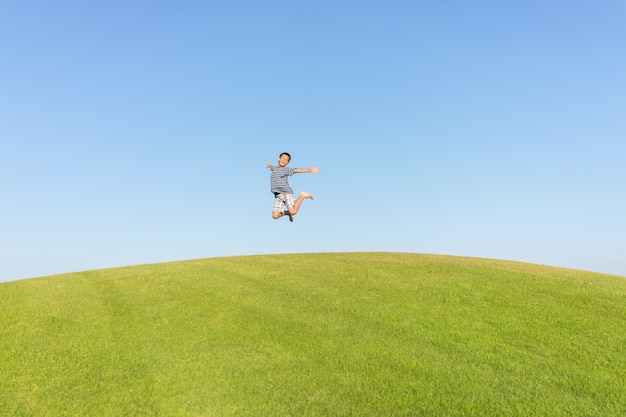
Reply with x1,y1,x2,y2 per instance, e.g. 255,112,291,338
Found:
272,211,293,222
289,192,314,217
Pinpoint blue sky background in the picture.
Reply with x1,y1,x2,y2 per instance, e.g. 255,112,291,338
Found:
1,1,625,281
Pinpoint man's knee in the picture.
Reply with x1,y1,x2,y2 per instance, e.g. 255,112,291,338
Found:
272,212,281,219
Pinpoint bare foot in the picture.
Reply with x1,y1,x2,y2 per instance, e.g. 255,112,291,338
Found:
300,192,314,200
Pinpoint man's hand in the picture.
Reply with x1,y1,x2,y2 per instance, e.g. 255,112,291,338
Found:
310,165,320,174
267,161,274,169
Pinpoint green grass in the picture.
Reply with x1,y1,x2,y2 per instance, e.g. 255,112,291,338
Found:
1,252,625,416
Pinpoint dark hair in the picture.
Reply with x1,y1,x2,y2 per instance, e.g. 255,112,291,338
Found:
279,152,291,161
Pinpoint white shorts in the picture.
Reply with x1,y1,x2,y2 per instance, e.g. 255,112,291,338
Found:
273,193,295,213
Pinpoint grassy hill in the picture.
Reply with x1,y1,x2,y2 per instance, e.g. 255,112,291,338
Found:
1,252,625,416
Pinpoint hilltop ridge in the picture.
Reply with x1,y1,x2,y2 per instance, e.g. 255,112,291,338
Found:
2,252,625,416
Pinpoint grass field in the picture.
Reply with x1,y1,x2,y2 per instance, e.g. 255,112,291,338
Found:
1,252,625,416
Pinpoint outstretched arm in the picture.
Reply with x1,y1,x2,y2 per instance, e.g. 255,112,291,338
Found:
294,165,320,174
267,161,274,170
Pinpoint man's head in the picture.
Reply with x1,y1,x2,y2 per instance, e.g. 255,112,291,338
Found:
278,152,291,167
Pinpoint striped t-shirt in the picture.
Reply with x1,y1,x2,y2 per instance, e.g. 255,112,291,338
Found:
270,166,295,194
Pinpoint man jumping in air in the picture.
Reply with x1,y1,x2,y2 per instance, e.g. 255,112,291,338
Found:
267,152,320,222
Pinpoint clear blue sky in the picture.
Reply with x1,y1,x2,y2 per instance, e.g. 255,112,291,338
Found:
1,1,625,281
